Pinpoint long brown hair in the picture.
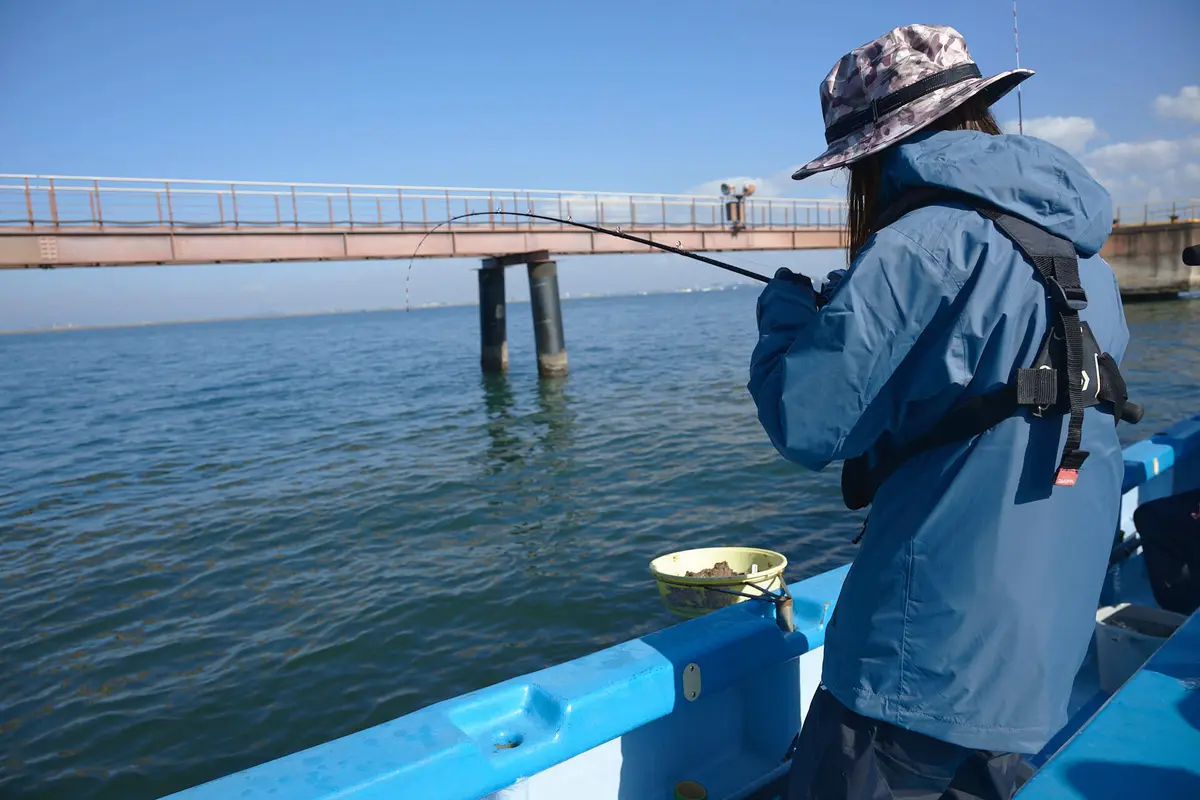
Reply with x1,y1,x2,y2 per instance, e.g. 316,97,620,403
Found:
845,98,1003,262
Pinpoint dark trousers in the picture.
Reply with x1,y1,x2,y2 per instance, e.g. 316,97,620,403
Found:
787,687,1034,800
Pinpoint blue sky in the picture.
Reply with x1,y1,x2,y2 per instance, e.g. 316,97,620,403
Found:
1,0,1197,330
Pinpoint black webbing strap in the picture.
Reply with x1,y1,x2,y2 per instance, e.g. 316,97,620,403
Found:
1016,368,1057,406
824,63,983,144
980,210,1091,486
866,383,1020,496
847,365,1064,510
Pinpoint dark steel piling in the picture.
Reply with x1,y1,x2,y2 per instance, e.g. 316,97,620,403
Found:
478,266,508,373
527,259,567,378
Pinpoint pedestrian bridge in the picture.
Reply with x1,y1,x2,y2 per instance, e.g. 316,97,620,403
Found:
0,174,849,269
0,175,1193,293
1,174,1194,377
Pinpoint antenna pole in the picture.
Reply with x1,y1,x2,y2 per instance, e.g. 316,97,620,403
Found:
1013,0,1024,134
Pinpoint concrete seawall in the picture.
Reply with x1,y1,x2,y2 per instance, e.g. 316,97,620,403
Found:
1100,221,1200,298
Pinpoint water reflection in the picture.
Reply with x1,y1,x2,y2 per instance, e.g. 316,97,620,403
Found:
533,376,575,461
477,373,578,475
479,372,520,474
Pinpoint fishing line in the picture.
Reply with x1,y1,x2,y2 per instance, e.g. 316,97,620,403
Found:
403,210,771,312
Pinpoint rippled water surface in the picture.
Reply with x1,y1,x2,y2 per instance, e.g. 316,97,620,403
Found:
2,289,1197,799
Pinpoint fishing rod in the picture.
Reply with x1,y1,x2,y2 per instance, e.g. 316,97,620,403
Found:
404,210,771,311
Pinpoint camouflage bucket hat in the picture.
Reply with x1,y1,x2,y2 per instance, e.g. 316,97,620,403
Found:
792,24,1033,180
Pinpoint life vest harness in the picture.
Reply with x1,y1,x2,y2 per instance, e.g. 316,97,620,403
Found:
840,188,1144,512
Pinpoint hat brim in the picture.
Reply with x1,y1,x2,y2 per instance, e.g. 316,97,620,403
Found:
791,68,1034,180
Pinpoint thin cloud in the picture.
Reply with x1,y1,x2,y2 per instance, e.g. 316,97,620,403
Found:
686,165,846,201
684,174,786,199
1154,86,1200,123
1084,136,1200,175
1082,135,1200,207
1002,115,1100,155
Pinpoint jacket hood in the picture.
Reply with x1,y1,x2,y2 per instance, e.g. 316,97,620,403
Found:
879,129,1113,256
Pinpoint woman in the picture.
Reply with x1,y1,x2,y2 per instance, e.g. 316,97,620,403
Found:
748,24,1134,800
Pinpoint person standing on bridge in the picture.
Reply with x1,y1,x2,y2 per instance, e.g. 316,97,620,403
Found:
748,24,1136,800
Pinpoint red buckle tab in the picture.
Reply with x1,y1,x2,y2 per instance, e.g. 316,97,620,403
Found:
1055,469,1079,487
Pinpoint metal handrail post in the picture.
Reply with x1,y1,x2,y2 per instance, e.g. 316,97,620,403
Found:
93,179,104,227
48,178,59,226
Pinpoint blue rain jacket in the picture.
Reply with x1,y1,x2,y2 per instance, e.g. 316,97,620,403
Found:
749,129,1129,754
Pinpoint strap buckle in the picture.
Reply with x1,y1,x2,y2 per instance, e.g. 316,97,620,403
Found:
1046,278,1088,312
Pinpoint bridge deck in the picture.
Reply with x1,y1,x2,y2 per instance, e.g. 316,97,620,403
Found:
0,224,846,269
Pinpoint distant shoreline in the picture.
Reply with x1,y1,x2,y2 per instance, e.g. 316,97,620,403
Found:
0,303,469,336
0,283,754,336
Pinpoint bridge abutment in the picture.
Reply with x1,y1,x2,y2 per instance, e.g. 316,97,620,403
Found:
1100,221,1200,298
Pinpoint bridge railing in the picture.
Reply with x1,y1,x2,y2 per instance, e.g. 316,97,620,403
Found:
1113,199,1200,226
4,176,1194,234
0,175,849,232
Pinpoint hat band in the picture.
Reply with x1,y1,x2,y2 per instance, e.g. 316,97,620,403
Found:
824,62,983,144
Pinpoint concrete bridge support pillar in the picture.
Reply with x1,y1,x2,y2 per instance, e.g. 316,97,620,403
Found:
527,259,568,378
478,266,507,373
1100,220,1200,297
